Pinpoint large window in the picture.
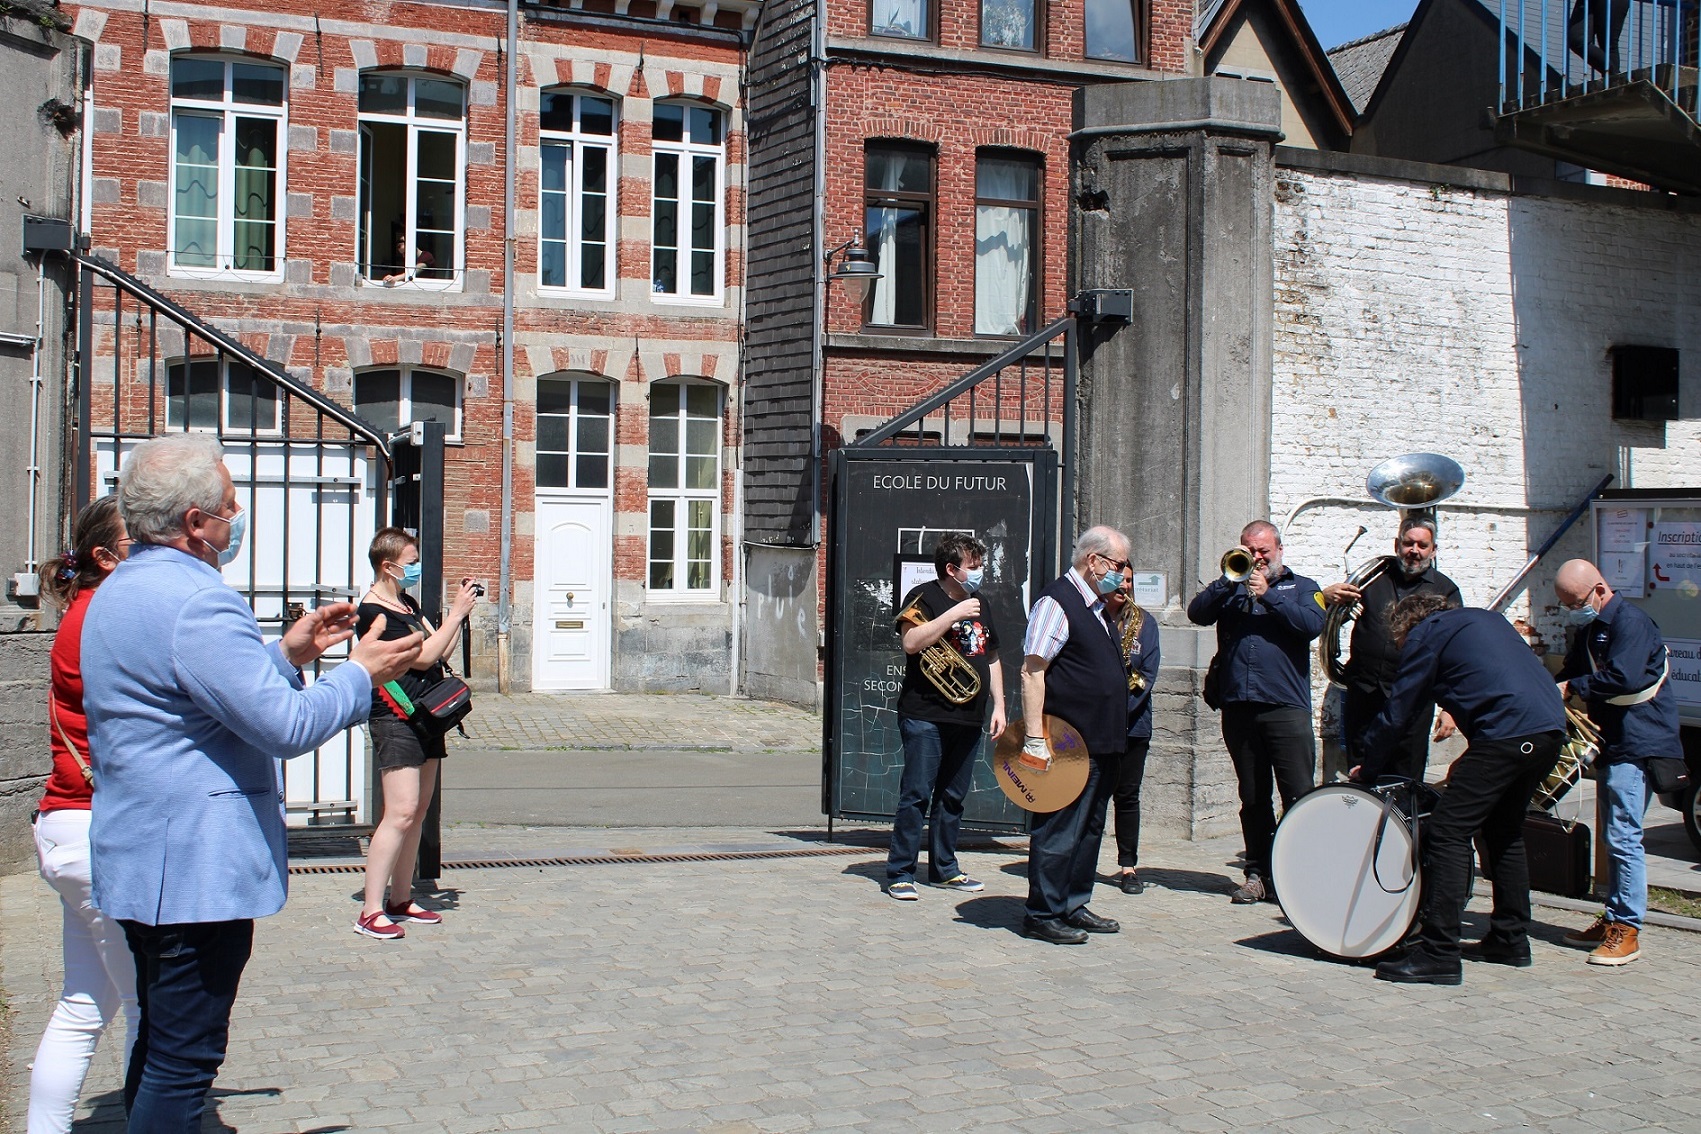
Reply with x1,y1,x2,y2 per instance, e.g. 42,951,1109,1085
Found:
870,0,931,39
166,358,280,433
863,143,933,330
358,72,465,286
539,91,616,295
981,0,1038,50
169,56,285,276
974,152,1041,336
1084,0,1142,62
647,380,722,594
536,376,612,490
353,367,462,440
651,102,724,302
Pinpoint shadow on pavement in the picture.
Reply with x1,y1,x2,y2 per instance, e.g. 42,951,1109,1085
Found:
1118,866,1237,897
951,894,1027,935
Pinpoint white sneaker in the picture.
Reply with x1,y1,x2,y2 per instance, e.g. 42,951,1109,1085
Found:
887,882,919,901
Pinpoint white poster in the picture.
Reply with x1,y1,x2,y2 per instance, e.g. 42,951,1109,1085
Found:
1597,507,1647,552
1663,638,1701,708
897,560,935,605
1132,571,1166,609
1649,523,1701,597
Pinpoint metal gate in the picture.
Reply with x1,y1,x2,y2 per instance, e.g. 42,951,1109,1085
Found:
73,252,392,829
824,316,1078,834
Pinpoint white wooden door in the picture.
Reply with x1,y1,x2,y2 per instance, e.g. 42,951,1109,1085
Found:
533,496,612,689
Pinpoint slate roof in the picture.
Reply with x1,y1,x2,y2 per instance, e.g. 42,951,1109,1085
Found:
1326,23,1407,115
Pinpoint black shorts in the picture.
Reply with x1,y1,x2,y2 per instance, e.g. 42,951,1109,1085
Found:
369,711,447,770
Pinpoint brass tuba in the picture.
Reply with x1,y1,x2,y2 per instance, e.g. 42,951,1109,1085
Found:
1321,453,1466,684
897,602,982,705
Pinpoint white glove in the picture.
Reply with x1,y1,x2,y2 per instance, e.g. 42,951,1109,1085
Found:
1021,735,1053,770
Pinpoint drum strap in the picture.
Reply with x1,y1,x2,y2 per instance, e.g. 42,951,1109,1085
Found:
1370,791,1420,896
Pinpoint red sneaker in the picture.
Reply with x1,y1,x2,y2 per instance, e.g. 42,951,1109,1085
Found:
354,910,405,940
384,901,442,925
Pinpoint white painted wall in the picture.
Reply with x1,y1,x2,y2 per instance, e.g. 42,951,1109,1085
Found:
1270,167,1701,675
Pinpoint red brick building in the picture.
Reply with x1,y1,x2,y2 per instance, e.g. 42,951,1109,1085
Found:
67,0,755,693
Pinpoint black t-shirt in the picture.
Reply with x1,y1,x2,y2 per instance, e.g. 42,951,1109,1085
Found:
894,580,1000,727
355,594,441,714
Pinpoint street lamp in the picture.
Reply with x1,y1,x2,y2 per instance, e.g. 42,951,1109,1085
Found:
825,229,882,307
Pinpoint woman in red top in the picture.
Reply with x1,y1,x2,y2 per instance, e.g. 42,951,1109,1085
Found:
28,496,137,1134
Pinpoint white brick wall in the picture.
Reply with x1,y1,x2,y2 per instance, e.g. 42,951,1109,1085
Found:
1271,168,1701,673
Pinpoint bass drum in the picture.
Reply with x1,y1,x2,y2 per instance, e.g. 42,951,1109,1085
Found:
1269,783,1422,960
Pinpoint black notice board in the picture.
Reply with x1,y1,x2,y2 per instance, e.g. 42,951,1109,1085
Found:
824,449,1058,833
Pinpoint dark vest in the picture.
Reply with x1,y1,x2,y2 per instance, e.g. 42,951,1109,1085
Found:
1036,574,1127,753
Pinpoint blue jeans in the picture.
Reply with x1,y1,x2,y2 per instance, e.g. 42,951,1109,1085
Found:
120,919,253,1134
1025,751,1117,920
1600,760,1653,928
887,718,981,884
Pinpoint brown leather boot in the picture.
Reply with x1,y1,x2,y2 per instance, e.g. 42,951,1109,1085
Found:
1587,922,1641,966
1563,914,1609,946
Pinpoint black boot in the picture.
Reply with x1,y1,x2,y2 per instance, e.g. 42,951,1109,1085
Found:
1375,948,1462,985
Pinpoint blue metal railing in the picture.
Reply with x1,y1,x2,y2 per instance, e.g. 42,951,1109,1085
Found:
1500,0,1699,112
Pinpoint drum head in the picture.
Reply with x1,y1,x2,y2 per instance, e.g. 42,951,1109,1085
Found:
993,717,1088,812
1270,784,1421,959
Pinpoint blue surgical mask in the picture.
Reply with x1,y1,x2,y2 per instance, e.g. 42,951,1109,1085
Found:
1098,569,1124,596
1566,602,1599,627
395,562,423,589
203,508,246,569
960,567,985,594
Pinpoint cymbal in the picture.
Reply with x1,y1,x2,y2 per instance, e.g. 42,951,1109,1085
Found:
993,716,1089,813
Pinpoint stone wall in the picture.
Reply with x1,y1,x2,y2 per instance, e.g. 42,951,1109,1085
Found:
0,632,53,869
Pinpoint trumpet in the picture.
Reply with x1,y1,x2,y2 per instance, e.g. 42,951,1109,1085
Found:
1221,546,1256,583
897,602,982,705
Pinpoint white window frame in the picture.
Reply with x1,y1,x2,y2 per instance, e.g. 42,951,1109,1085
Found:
352,366,464,442
646,379,724,599
357,71,467,292
165,356,283,434
538,91,618,299
650,101,726,306
534,375,615,493
167,55,287,280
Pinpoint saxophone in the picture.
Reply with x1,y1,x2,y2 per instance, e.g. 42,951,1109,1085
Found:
897,602,982,705
1119,603,1148,694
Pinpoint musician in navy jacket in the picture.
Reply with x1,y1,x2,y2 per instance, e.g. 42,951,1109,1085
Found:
1104,572,1160,895
1355,597,1564,985
81,434,422,1130
1552,558,1682,966
1187,520,1325,904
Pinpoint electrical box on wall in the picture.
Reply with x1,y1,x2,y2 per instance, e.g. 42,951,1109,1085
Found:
1611,345,1679,421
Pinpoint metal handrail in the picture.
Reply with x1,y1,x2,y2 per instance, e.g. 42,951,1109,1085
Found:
1500,0,1699,115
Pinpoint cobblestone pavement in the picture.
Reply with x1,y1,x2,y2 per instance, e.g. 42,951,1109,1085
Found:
445,693,821,753
5,822,1698,1133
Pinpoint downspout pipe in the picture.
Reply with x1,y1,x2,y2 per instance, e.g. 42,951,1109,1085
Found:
497,0,518,691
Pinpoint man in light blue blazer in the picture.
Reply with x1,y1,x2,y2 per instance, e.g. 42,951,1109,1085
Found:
81,433,422,1133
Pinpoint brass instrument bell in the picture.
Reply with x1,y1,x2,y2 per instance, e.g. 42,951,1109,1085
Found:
1221,546,1256,583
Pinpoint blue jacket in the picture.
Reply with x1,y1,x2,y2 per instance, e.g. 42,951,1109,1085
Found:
1556,595,1682,764
1362,607,1565,777
81,545,373,925
1187,568,1325,711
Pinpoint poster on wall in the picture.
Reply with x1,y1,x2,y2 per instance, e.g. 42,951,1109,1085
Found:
1663,638,1701,708
1649,523,1701,598
1596,507,1648,599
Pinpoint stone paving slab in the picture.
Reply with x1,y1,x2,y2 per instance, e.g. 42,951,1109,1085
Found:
445,694,820,754
5,823,1698,1133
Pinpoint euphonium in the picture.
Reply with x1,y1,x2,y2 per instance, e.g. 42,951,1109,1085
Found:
1221,546,1256,583
897,602,982,705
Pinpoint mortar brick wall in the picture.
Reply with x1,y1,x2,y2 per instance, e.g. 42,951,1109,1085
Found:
68,0,747,690
1270,163,1701,704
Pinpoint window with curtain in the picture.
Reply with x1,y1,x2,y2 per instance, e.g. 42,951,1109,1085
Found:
169,56,285,276
651,103,724,301
981,0,1037,50
536,376,613,490
870,0,931,39
539,91,616,295
863,143,933,330
1084,0,1142,61
353,367,463,440
974,152,1041,337
647,380,722,594
357,72,465,286
166,358,280,433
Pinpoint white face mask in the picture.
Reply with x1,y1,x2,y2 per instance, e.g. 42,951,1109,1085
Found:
959,567,985,594
202,508,247,569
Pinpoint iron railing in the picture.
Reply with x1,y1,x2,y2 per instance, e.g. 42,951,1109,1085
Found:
73,252,392,828
1500,0,1700,113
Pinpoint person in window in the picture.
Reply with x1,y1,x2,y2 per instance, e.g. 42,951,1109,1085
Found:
353,528,481,940
28,496,138,1134
382,236,435,285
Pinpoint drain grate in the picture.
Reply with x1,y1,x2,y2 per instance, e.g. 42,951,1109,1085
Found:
289,844,883,876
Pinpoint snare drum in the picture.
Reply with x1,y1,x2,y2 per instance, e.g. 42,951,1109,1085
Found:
1269,783,1422,960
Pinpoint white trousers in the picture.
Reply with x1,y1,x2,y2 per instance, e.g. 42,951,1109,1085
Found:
28,809,139,1134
